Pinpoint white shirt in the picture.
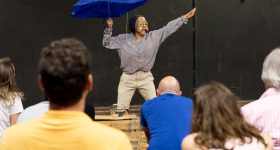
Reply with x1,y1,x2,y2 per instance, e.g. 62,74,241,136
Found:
0,97,23,141
17,101,49,124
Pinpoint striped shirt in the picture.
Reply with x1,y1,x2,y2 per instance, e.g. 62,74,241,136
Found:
103,16,188,74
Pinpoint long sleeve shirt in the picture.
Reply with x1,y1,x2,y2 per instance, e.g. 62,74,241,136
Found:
103,16,188,74
241,88,280,149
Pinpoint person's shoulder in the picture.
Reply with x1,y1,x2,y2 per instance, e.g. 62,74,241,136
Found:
259,133,274,150
6,95,22,106
140,99,156,117
10,118,38,130
182,133,202,150
117,33,132,39
3,119,38,140
14,96,22,101
178,95,192,101
241,98,267,112
182,133,196,143
176,95,193,104
144,96,159,105
84,121,130,146
24,101,49,111
19,101,49,116
87,121,127,137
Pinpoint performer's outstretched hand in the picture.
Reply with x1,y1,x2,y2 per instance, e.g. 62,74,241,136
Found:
184,8,196,19
107,18,113,29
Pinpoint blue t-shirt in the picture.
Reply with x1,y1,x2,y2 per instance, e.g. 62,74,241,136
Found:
140,93,193,150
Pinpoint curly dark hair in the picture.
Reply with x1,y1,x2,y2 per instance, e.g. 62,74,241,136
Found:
191,82,267,150
39,38,91,107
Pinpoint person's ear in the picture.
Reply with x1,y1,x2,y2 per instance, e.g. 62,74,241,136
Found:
178,91,182,95
156,89,160,97
38,75,45,92
86,74,93,92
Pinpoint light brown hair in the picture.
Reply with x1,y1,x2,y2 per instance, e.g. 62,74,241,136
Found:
0,57,24,107
192,82,266,150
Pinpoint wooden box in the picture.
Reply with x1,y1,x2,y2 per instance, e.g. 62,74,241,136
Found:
95,115,148,150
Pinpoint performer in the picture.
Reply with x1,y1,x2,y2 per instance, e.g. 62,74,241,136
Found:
103,8,196,113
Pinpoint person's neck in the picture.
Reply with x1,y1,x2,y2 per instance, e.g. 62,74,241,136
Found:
49,96,86,112
134,32,144,42
158,91,178,96
161,92,176,95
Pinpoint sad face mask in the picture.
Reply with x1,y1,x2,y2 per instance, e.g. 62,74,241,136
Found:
135,17,148,33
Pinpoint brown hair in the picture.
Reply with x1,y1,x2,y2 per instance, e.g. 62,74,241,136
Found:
39,38,91,107
192,82,266,150
0,57,24,107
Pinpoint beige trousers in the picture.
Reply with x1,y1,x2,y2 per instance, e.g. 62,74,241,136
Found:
118,71,156,109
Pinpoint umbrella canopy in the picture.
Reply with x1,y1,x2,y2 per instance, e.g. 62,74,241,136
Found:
71,0,148,19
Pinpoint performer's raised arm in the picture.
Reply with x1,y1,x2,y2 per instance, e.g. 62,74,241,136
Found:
100,8,196,115
150,8,196,45
102,18,126,50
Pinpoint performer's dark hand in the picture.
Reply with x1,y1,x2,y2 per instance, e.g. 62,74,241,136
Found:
107,18,113,29
184,8,196,19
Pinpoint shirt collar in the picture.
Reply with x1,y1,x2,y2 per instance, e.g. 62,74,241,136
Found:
260,87,280,99
44,110,89,119
159,93,177,97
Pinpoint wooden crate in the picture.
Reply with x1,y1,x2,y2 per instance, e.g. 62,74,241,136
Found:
95,115,148,150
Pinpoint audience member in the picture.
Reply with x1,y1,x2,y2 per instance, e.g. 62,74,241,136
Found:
182,82,274,150
0,57,24,142
17,100,95,123
242,47,280,149
84,101,95,120
0,38,132,150
16,101,48,124
140,76,193,150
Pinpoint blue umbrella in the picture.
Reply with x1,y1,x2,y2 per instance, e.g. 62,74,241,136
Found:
71,0,148,19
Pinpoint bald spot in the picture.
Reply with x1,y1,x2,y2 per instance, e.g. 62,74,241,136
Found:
158,76,180,95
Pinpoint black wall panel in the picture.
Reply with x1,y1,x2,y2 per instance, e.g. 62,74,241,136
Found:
0,0,194,108
195,0,280,100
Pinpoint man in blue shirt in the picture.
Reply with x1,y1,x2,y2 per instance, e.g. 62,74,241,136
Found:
140,76,193,150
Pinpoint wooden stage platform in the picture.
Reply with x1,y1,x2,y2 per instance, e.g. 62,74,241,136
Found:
95,101,252,116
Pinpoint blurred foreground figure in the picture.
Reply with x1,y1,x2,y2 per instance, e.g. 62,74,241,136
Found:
0,57,24,142
242,47,280,150
16,100,95,123
141,76,193,150
0,38,132,150
182,82,274,150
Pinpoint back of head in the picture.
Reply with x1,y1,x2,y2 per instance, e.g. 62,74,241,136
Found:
0,57,23,107
39,38,91,107
157,76,181,95
192,82,266,149
262,47,280,90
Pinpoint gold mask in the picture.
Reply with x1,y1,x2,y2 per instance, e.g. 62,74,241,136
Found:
135,17,148,33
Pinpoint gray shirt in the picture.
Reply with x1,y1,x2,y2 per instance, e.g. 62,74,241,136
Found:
103,16,188,74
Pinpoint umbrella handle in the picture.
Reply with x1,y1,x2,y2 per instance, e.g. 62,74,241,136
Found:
108,1,110,18
103,18,106,29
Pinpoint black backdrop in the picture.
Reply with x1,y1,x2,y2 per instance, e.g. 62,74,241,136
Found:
0,0,280,108
195,0,280,100
0,0,193,108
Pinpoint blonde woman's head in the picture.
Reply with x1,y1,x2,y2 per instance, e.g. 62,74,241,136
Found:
0,57,24,107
